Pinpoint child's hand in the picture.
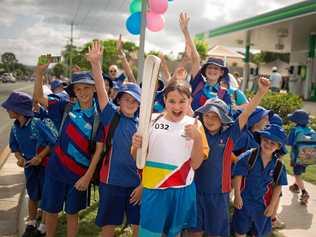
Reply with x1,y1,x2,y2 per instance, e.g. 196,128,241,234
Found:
36,55,51,74
116,34,124,56
86,40,103,66
74,174,91,191
132,133,143,149
179,12,190,33
28,156,42,166
264,204,274,217
233,194,243,209
130,185,143,205
257,77,270,95
184,117,201,141
16,158,25,168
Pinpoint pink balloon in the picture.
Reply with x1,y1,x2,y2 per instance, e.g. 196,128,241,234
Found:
149,0,168,14
146,11,165,32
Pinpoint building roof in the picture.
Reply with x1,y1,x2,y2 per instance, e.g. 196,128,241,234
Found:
196,1,316,40
208,45,244,59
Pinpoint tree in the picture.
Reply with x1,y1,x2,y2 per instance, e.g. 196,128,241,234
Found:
52,63,66,78
1,52,18,72
194,39,209,61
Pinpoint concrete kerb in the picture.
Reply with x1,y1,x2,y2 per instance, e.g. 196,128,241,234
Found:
0,145,11,170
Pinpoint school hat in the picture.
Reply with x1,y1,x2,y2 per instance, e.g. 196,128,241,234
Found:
114,82,141,104
195,97,233,124
200,57,229,77
257,124,287,146
287,110,309,126
270,113,283,126
247,106,272,128
65,71,95,96
50,79,63,91
1,91,34,117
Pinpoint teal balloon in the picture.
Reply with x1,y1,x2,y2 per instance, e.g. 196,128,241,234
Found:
126,12,141,35
129,0,142,13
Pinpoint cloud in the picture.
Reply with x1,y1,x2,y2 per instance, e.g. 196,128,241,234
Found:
0,0,302,65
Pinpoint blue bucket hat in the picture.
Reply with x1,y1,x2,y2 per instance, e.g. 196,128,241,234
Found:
50,79,63,91
270,113,283,126
200,57,229,77
288,109,309,126
195,97,233,124
114,82,141,105
1,91,34,117
257,124,287,146
248,106,272,128
65,71,95,96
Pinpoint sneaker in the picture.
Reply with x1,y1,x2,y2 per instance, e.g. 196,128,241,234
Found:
272,217,286,229
300,191,310,205
22,225,37,237
289,183,300,193
32,229,46,237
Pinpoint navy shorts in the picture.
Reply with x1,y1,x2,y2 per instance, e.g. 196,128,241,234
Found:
293,163,306,175
96,183,140,227
25,166,45,202
41,174,87,214
190,192,230,237
232,203,271,237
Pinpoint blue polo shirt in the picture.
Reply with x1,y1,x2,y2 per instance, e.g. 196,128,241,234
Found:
227,87,248,106
190,73,231,111
153,90,165,113
46,100,98,184
233,130,260,156
194,120,242,194
233,149,287,207
97,102,140,188
47,93,69,129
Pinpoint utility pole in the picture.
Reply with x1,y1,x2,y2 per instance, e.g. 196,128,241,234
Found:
69,21,74,79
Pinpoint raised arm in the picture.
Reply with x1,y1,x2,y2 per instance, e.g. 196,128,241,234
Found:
117,34,136,83
159,52,171,83
86,40,109,111
238,77,270,130
34,61,50,108
179,12,201,78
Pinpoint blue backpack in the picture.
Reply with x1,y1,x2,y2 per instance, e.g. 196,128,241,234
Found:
295,127,316,165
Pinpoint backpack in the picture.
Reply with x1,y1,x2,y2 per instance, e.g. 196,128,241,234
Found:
295,128,316,165
248,148,283,184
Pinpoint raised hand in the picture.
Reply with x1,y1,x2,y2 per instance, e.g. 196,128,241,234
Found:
179,12,190,33
184,117,201,141
258,77,271,95
116,34,124,54
86,40,103,65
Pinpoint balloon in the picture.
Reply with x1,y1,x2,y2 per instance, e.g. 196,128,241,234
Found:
129,0,142,14
126,12,141,35
146,11,165,32
149,0,168,14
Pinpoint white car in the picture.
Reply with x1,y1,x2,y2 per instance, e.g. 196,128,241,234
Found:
1,73,16,83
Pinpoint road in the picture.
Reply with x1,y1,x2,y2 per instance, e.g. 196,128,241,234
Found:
0,81,34,153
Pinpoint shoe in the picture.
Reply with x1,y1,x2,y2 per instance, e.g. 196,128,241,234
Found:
22,225,37,237
300,191,310,205
272,217,286,229
32,229,46,237
289,183,300,193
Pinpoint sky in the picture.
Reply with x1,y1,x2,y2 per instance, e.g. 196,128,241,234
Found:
0,0,303,65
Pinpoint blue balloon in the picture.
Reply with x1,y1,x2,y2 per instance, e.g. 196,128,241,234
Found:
126,12,141,35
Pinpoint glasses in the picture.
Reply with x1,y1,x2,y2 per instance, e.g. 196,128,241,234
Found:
110,70,117,73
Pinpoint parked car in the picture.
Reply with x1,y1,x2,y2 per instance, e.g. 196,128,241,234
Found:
0,73,16,83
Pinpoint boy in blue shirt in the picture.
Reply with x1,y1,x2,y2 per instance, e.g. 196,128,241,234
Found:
190,77,270,237
74,40,142,237
287,110,314,205
2,91,53,237
232,124,288,237
34,61,99,237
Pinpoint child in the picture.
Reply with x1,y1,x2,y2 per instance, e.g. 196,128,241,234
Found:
232,124,288,237
132,79,209,237
2,91,53,237
287,109,314,205
190,77,270,237
34,61,99,237
75,40,142,237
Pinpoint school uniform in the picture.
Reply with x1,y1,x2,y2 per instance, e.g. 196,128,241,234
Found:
41,99,98,214
140,114,209,237
232,149,288,237
95,102,141,227
190,73,231,111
